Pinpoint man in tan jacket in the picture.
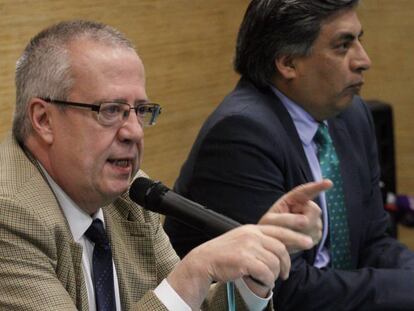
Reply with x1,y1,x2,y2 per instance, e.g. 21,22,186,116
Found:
0,20,328,310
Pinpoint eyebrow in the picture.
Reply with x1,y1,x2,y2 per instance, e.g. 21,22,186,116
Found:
335,29,364,42
135,99,150,105
102,98,150,105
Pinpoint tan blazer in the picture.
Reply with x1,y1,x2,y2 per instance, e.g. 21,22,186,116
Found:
0,134,259,311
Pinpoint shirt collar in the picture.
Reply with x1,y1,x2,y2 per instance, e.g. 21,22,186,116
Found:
271,86,323,146
38,163,105,242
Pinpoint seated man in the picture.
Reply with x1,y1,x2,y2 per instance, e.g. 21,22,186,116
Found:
164,0,414,310
0,20,327,310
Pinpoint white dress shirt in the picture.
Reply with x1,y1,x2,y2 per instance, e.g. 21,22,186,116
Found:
41,166,270,310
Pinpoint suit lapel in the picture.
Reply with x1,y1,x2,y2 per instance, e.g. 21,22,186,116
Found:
256,85,318,262
104,199,158,310
262,86,314,183
69,242,89,310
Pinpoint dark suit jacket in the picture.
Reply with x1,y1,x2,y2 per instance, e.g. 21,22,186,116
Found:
164,77,414,310
0,134,254,311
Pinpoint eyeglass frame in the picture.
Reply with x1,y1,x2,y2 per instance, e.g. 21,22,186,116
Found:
40,97,162,127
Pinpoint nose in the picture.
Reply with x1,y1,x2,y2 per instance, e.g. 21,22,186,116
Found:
117,110,144,144
351,42,371,72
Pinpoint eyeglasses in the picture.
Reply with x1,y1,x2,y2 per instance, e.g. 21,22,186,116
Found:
41,97,161,127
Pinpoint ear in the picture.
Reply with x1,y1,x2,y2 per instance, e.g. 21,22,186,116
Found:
275,55,298,80
28,98,54,144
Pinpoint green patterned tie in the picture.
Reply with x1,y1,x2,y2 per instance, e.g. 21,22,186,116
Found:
315,123,352,270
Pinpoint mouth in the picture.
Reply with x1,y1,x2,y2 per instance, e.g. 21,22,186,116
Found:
108,159,131,166
347,81,364,90
343,81,364,96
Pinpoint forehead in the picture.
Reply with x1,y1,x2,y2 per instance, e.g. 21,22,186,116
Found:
67,38,146,100
68,38,144,77
317,9,362,43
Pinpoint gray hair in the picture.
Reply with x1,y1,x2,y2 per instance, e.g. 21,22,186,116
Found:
13,20,135,143
234,0,360,88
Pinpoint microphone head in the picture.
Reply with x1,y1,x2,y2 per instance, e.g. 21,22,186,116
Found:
129,177,169,212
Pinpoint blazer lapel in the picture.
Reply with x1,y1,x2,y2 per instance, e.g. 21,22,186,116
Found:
263,86,314,183
258,86,318,262
29,157,89,310
104,200,158,310
69,242,89,310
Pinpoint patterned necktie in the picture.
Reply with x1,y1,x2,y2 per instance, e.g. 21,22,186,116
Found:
84,219,116,311
315,123,352,270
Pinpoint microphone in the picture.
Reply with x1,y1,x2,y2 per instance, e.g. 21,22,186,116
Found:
129,177,241,238
129,177,267,287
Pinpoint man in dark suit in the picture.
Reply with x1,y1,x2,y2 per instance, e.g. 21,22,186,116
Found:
164,0,414,310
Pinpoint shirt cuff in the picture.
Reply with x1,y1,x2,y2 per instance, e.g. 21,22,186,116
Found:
154,279,191,311
235,278,273,311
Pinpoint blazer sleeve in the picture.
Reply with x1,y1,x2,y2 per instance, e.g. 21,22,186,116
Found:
165,113,289,257
275,256,414,310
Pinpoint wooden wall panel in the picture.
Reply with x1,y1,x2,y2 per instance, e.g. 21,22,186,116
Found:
358,1,414,195
0,0,413,196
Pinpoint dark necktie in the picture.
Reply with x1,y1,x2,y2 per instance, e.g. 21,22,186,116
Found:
84,219,116,311
315,123,352,270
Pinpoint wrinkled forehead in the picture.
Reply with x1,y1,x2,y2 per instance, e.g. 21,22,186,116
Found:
68,37,141,69
66,38,147,101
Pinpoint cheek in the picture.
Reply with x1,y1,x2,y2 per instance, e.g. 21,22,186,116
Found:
323,60,347,87
311,70,340,101
76,136,112,172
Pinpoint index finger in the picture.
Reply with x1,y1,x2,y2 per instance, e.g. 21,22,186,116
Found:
282,179,333,206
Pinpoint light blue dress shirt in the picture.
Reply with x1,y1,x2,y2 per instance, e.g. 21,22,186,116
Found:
272,87,330,268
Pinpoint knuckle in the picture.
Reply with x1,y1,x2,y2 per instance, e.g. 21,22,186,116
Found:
275,240,288,254
242,224,258,235
239,248,254,263
317,219,323,230
296,215,309,230
318,229,323,240
310,202,322,214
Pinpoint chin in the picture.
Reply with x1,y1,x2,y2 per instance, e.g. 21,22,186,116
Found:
341,98,354,110
333,95,354,112
104,181,130,198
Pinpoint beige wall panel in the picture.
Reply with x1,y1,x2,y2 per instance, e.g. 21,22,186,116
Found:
359,0,414,194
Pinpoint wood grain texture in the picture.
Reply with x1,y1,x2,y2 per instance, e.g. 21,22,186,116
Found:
358,1,414,195
0,0,413,198
398,225,414,250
